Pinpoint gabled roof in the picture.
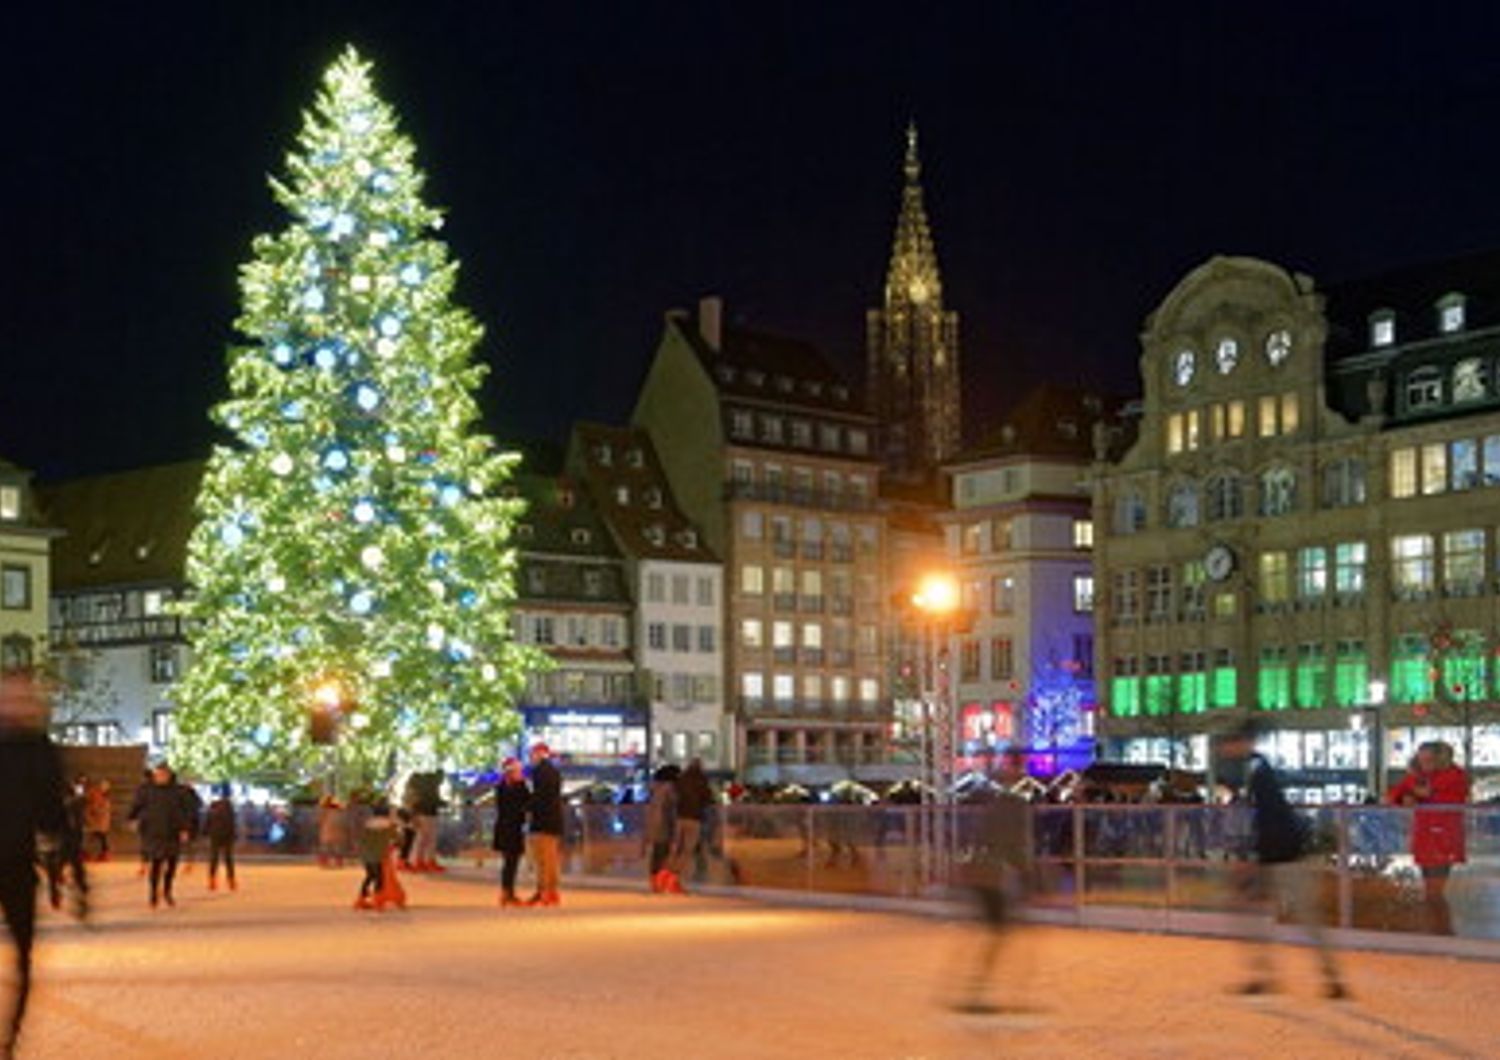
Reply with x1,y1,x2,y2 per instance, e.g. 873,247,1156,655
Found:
567,422,718,563
37,460,204,590
951,384,1122,465
508,473,621,561
1323,247,1500,360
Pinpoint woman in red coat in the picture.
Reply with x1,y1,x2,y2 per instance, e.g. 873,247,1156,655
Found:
1388,741,1469,935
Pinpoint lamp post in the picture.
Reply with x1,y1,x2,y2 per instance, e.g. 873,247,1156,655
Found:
911,572,960,891
1365,678,1387,798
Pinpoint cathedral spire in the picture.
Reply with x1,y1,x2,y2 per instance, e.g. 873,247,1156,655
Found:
867,122,962,480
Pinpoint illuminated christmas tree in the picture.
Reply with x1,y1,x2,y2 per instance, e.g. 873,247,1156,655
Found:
173,48,541,783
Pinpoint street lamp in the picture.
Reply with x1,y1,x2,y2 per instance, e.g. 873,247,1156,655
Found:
1365,678,1388,798
910,570,961,891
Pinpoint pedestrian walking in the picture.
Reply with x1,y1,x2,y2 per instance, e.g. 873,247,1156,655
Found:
664,758,713,894
204,785,238,892
492,757,530,907
1220,721,1349,1000
83,778,112,861
354,800,404,911
316,794,349,868
1388,740,1469,935
949,751,1031,1015
524,743,564,906
645,764,680,893
0,670,73,1058
129,764,192,909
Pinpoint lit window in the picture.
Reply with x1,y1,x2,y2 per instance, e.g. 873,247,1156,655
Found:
1371,311,1395,348
1166,414,1183,455
1226,401,1246,438
741,672,764,700
1391,534,1435,596
1453,358,1487,402
1406,367,1443,411
740,565,764,594
1258,551,1290,604
1072,519,1094,549
2,565,32,610
1334,542,1367,596
1166,481,1199,528
0,486,19,522
1073,574,1094,613
1440,297,1465,334
1420,443,1447,495
773,674,795,703
1258,395,1278,437
1185,409,1201,451
1389,448,1417,499
858,678,880,703
142,590,166,617
1452,439,1480,490
1209,403,1225,440
1297,547,1327,599
1443,529,1485,594
1259,467,1296,517
1280,393,1298,435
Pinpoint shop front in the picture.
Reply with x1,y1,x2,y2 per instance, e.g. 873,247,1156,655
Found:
520,704,649,783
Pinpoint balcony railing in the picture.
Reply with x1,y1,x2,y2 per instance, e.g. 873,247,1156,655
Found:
830,596,853,616
830,544,854,563
773,593,797,612
801,542,824,561
799,595,824,613
723,481,876,512
773,540,797,558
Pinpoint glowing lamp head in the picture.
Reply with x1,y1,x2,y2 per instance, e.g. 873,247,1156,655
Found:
912,572,960,616
314,680,343,709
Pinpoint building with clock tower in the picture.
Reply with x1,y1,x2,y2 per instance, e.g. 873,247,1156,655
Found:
867,124,962,482
1093,251,1500,800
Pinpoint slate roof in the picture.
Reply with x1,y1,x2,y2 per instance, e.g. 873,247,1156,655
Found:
1322,247,1500,361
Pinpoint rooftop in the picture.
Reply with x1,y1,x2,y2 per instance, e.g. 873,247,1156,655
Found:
1322,246,1500,360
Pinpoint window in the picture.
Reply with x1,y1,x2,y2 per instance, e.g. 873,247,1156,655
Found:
1073,574,1094,613
1258,395,1278,438
1205,473,1243,522
740,565,764,595
1073,519,1094,549
991,574,1016,615
645,572,665,603
858,678,880,703
1452,439,1480,490
819,424,841,451
1371,311,1395,348
1334,640,1368,707
696,576,714,607
831,676,850,704
1390,448,1417,499
1391,634,1432,704
614,485,630,506
773,674,796,704
732,460,753,486
790,420,813,447
991,518,1013,551
1226,400,1246,438
0,486,18,521
670,575,690,604
848,430,869,455
1487,436,1500,485
1178,651,1207,713
740,511,763,539
1296,643,1326,709
149,645,178,684
1110,657,1140,718
801,674,823,706
1144,654,1173,716
801,623,823,651
1259,466,1296,517
991,637,1014,681
600,618,622,648
962,522,984,554
1334,541,1367,596
1167,413,1184,455
1391,534,1435,596
1209,403,1225,440
960,641,981,682
1111,570,1140,622
1258,646,1291,710
1145,565,1172,621
1440,297,1466,334
1,565,31,610
1406,367,1443,411
1166,481,1200,528
1443,529,1485,595
1421,443,1447,495
1280,392,1299,435
647,623,667,651
671,624,692,653
741,619,763,648
142,590,166,617
1321,458,1366,508
693,678,717,705
526,567,547,595
1453,358,1486,401
533,616,555,646
771,621,794,652
730,410,754,439
741,672,764,701
1072,634,1094,678
1185,409,1201,450
697,626,716,653
1181,561,1206,618
772,566,795,596
582,570,604,598
1113,490,1146,534
858,625,879,656
760,416,784,444
1297,547,1327,600
1258,551,1290,605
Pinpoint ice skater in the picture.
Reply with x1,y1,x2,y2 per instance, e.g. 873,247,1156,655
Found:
130,764,192,909
491,757,529,907
83,778,112,862
1220,721,1348,1000
0,669,73,1057
355,799,405,911
524,743,564,906
663,758,713,894
204,784,238,892
1388,740,1469,935
645,763,679,893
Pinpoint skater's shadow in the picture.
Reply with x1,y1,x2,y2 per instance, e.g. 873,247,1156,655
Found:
1243,999,1480,1059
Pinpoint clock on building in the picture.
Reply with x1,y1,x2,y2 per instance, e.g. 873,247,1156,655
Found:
1265,329,1292,367
1215,338,1239,374
1204,544,1236,582
1174,349,1195,387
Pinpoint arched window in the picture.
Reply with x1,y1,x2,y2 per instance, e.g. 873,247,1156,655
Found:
1259,466,1297,517
1166,481,1200,529
1113,489,1146,535
1205,473,1243,522
1452,358,1488,403
1405,366,1443,411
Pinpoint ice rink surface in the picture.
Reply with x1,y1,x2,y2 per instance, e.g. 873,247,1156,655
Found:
10,861,1500,1058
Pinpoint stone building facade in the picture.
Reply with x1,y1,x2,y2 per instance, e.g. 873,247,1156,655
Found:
1094,252,1500,800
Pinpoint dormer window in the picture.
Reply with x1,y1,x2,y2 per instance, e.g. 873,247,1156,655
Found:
594,444,612,466
625,448,644,468
570,528,592,546
135,543,153,561
1405,365,1443,411
832,385,849,402
774,375,794,393
557,488,575,509
1438,294,1466,334
1370,310,1396,348
614,485,630,506
679,529,698,549
717,365,736,383
0,485,19,522
644,487,663,509
644,524,666,547
746,370,765,387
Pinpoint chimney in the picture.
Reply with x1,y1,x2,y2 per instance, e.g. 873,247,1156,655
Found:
698,295,723,352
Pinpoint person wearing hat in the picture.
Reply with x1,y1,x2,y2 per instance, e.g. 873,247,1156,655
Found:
1219,720,1348,1000
525,743,564,906
492,757,530,906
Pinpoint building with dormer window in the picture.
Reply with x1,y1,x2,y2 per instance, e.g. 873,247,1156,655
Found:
0,457,60,678
1094,251,1500,800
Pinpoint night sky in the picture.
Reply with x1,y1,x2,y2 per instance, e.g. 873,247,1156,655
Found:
9,2,1500,480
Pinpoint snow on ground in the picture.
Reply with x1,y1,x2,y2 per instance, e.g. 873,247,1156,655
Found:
9,861,1500,1059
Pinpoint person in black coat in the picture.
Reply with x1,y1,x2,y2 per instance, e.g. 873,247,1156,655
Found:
129,764,192,908
0,670,71,1056
525,744,564,906
1220,721,1348,1000
491,757,530,906
664,759,714,893
204,785,238,892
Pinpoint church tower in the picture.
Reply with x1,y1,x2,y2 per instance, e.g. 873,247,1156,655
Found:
867,123,961,480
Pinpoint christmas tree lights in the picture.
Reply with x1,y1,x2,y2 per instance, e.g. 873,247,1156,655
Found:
172,47,544,783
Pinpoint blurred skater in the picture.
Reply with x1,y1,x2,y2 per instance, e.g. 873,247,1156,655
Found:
130,764,192,909
205,784,238,892
645,764,679,893
175,775,203,876
524,744,564,906
316,794,348,868
1220,722,1348,1000
492,757,529,907
83,778,112,861
0,670,73,1057
355,800,405,911
43,776,89,914
949,751,1032,1015
1388,741,1469,935
663,758,713,895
